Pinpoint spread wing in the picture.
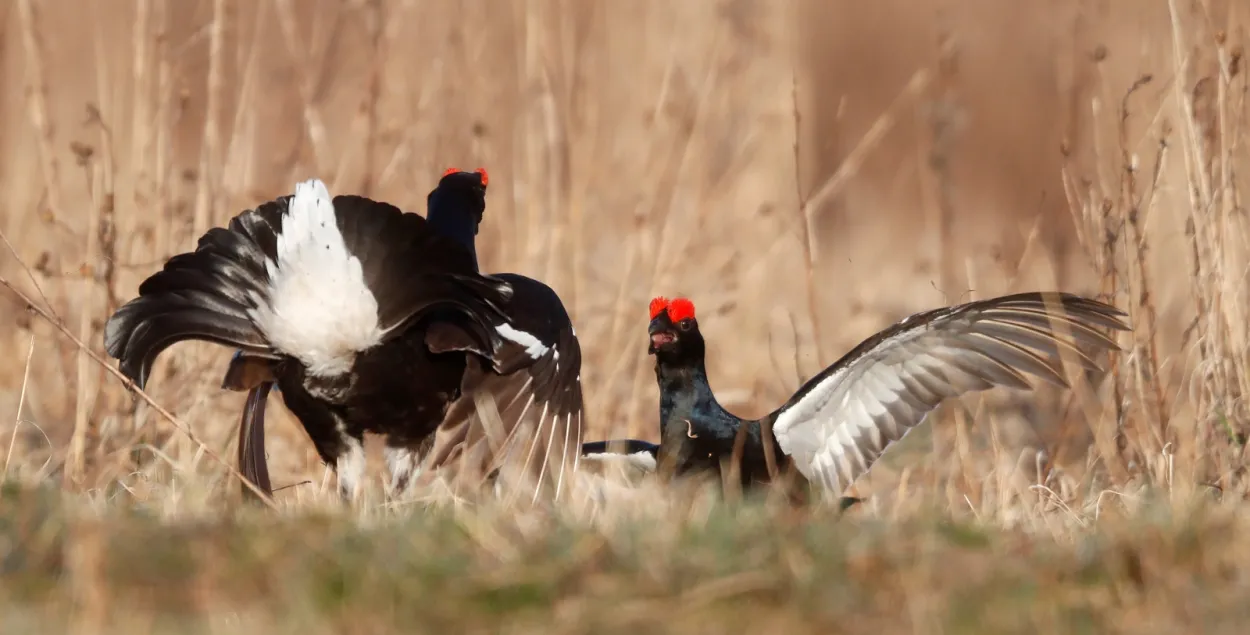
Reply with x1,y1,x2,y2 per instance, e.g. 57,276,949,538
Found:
770,292,1130,498
417,274,585,503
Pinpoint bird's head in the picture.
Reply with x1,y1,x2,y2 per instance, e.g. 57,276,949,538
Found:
647,296,705,363
427,167,489,231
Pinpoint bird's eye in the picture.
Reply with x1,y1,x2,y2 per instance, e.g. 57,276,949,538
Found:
679,318,693,331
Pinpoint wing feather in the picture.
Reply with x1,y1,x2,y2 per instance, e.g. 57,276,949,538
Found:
771,292,1130,498
409,275,585,503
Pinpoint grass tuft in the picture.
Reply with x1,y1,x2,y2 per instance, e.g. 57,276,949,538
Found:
0,1,1249,632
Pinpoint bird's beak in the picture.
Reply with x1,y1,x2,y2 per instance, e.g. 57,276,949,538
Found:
648,320,675,354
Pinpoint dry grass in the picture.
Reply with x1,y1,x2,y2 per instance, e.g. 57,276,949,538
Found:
1,0,1249,632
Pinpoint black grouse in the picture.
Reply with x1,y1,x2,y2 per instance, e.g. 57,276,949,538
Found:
381,167,585,500
230,168,585,502
582,292,1130,503
105,176,580,503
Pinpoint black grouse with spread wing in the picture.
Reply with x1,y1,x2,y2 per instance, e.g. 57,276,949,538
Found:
582,292,1130,503
399,168,585,502
105,176,577,502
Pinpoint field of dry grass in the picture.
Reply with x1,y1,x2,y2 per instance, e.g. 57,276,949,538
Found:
1,0,1249,632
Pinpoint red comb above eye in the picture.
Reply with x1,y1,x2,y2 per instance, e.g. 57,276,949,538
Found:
475,168,489,187
667,298,695,323
443,167,459,177
649,297,670,320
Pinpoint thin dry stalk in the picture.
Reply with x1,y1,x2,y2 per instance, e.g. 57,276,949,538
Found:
789,58,825,369
64,160,104,487
588,243,641,430
220,4,266,195
1061,56,1134,484
357,0,386,197
1116,76,1172,453
0,230,59,323
129,0,153,192
151,0,173,259
192,0,228,240
65,17,125,487
14,0,64,224
2,333,36,487
798,69,933,256
272,0,333,175
0,270,278,507
1166,0,1250,484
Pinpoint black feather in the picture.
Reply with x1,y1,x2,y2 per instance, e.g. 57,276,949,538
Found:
329,195,511,339
581,439,659,456
105,191,514,392
103,200,287,389
237,382,274,500
409,275,585,498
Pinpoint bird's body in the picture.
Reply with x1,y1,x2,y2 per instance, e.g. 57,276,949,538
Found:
396,169,585,500
212,170,583,502
582,292,1130,504
105,176,582,502
652,359,783,487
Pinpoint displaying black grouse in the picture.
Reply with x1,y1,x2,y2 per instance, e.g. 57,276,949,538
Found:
582,292,1130,503
382,167,584,501
226,168,584,502
231,168,584,502
105,176,580,503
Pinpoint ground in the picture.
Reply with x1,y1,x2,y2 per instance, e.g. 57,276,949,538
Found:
0,1,1248,633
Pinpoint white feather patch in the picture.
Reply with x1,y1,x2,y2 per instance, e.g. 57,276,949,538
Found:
250,179,383,377
336,435,367,500
495,322,551,359
385,446,419,496
581,450,657,472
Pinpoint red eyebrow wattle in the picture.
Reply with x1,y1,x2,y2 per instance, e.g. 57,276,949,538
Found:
649,297,670,320
667,298,695,322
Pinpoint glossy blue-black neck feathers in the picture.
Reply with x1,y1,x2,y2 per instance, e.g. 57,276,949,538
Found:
655,357,736,444
425,173,486,270
651,322,786,484
654,346,783,477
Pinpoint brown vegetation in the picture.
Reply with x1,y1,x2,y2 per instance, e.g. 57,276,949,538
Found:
0,1,1248,632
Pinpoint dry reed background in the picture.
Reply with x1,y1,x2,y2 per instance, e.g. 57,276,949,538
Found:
1,0,1249,632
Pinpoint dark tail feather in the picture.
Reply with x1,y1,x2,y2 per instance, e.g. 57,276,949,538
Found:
104,205,285,389
581,439,659,457
224,351,279,501
238,381,274,500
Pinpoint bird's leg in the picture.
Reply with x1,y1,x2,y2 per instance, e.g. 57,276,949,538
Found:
384,445,419,499
271,374,365,503
334,430,367,503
